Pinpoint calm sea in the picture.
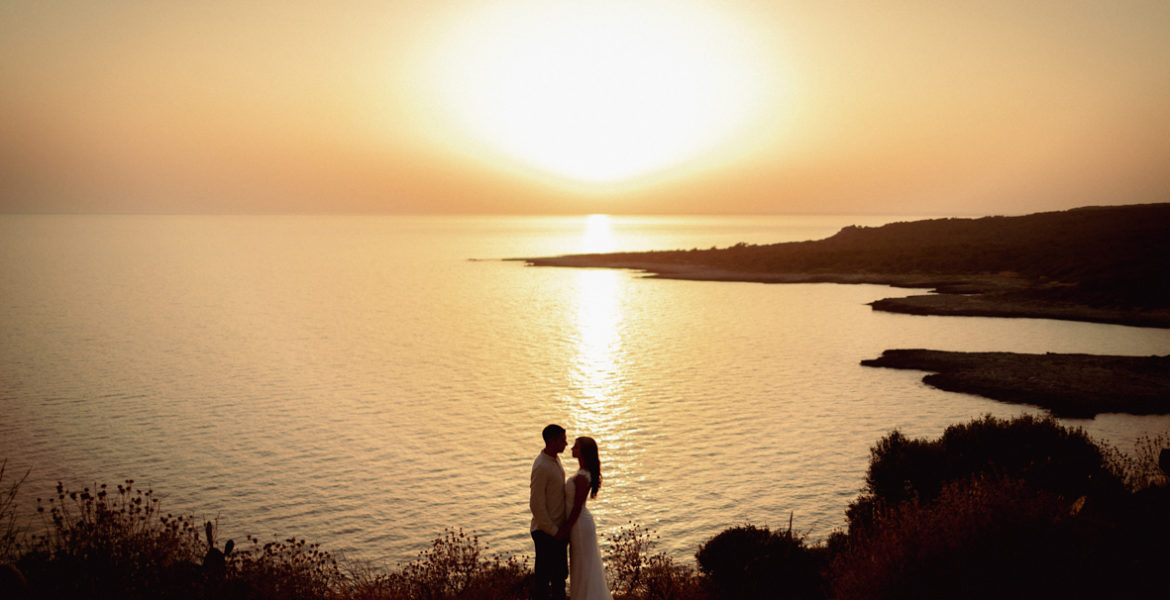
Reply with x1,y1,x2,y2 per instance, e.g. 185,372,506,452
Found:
2,214,1169,567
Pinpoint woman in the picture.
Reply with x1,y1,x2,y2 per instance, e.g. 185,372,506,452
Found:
563,436,613,600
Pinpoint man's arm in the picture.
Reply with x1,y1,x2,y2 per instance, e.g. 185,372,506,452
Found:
557,474,589,541
530,462,559,536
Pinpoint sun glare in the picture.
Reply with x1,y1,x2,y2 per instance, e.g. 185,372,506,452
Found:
581,214,615,253
425,0,774,185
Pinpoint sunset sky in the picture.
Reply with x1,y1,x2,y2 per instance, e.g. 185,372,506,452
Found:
3,1,1169,216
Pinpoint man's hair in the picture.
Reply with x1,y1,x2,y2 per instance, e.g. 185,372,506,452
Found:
542,424,566,442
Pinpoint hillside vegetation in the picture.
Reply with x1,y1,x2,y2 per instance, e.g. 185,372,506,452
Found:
4,416,1168,599
526,203,1170,319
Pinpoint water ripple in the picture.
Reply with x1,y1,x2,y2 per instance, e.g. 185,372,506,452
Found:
3,215,1169,568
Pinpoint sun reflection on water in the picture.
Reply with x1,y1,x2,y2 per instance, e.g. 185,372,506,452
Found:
567,215,630,456
559,215,646,526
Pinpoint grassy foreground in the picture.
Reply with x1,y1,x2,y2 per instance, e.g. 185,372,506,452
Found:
2,415,1168,599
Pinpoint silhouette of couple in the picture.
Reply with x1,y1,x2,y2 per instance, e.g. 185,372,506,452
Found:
530,424,612,600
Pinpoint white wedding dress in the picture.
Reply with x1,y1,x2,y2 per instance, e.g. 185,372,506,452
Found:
565,470,613,600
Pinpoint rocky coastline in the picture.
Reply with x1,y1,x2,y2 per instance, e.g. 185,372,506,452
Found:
520,256,1170,328
521,204,1170,416
861,349,1170,418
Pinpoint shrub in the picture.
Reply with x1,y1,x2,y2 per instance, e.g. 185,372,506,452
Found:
1102,433,1170,491
6,415,1159,599
695,523,825,600
846,414,1124,531
835,417,1170,598
0,460,27,562
831,474,1129,600
373,528,528,600
13,479,347,600
229,534,344,600
4,472,722,600
605,522,704,600
17,480,209,599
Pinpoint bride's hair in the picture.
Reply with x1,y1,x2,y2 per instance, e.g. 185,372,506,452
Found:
576,437,602,498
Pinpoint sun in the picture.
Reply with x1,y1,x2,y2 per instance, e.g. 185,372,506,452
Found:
422,0,777,185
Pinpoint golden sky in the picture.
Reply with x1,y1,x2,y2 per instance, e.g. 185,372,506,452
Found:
2,1,1169,215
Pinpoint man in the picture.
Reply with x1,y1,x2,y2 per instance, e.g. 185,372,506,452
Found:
530,423,568,600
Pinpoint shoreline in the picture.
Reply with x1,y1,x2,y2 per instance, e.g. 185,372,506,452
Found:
861,349,1170,418
519,205,1170,419
520,257,1170,329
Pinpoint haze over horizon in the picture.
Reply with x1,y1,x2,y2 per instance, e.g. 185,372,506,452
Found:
3,1,1169,216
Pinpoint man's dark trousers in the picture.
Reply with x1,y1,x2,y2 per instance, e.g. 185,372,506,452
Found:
531,529,567,600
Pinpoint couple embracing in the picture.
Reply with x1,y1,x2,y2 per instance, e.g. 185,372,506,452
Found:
529,424,612,600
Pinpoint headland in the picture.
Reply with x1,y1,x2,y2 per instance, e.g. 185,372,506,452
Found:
861,349,1170,418
522,203,1170,328
522,204,1170,417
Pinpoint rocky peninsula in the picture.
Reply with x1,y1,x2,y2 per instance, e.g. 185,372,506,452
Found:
861,349,1170,418
524,203,1170,328
523,204,1170,416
